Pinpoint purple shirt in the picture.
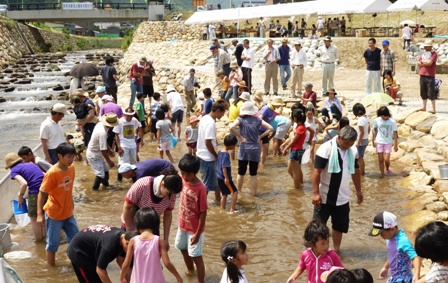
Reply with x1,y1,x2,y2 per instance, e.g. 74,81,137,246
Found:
386,229,417,281
258,105,275,131
238,116,262,162
100,102,123,118
135,159,174,180
10,162,44,194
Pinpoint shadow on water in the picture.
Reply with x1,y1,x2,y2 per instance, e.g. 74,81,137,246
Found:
4,125,413,282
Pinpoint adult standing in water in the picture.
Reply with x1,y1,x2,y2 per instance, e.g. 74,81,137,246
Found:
312,126,363,253
100,56,119,103
39,103,67,164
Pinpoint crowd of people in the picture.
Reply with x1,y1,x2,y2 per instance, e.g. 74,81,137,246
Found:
2,32,444,282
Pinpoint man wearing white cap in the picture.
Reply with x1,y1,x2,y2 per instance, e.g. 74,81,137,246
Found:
100,95,122,118
95,85,106,115
39,103,68,164
290,40,307,97
87,113,119,190
113,107,143,181
418,39,438,114
319,36,338,96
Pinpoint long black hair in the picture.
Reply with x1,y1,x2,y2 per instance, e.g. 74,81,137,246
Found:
382,69,393,91
221,240,247,283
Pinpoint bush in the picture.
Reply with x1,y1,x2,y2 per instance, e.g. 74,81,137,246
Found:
65,43,73,51
121,25,138,50
31,22,52,31
75,38,87,49
62,28,70,39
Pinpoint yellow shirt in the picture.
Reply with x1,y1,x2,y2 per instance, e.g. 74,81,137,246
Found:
383,77,400,92
229,101,244,122
220,76,230,91
40,164,75,220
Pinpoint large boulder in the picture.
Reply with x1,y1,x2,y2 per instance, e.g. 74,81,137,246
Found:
398,124,411,137
415,149,445,165
418,135,437,150
398,140,422,152
421,161,445,179
395,108,417,123
416,115,437,133
433,180,448,194
403,171,433,187
404,112,433,129
404,191,438,212
426,201,448,213
402,210,437,233
431,120,448,139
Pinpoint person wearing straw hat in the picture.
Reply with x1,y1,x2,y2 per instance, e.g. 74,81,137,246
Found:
39,102,68,164
5,152,44,241
319,36,338,96
252,90,265,109
87,113,120,190
230,101,273,196
113,107,143,181
259,97,283,166
263,39,281,96
290,40,307,98
417,39,438,114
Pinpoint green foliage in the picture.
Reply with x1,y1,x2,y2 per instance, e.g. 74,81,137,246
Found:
121,25,138,50
65,43,73,51
75,38,87,49
31,22,52,31
4,19,14,30
62,28,70,39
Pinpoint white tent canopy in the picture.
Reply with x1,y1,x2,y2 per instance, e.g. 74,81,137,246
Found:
317,0,392,15
387,0,448,11
184,2,318,25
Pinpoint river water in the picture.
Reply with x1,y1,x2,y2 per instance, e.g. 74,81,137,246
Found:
1,52,412,282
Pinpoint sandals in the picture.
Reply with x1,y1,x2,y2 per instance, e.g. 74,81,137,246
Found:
429,110,436,114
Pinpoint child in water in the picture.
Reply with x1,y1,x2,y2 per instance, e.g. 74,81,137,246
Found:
120,207,183,283
286,219,343,283
185,115,199,156
372,106,398,178
220,240,249,283
353,103,370,176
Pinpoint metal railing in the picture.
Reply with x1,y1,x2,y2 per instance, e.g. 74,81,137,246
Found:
7,1,164,11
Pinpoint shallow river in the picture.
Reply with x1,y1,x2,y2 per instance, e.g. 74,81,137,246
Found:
6,140,409,283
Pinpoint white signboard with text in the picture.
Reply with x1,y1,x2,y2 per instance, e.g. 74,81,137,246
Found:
62,2,93,10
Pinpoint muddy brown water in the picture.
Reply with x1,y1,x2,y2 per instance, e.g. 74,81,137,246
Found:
5,140,410,283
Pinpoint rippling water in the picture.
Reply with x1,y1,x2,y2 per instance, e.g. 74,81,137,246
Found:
6,140,410,283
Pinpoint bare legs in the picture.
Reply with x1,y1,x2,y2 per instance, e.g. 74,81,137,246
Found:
180,251,205,283
332,229,343,254
288,160,303,189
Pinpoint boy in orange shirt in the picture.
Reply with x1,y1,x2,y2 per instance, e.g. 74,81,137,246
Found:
37,142,79,266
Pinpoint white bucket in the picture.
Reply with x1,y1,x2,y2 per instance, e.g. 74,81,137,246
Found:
0,223,12,248
439,165,448,179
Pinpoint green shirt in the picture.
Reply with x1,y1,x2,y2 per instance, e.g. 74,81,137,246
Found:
135,101,145,121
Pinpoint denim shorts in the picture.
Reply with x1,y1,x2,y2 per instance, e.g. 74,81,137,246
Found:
174,229,204,257
199,159,218,191
289,149,305,163
45,214,79,252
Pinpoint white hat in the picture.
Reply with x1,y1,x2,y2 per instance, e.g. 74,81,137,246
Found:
102,95,113,102
239,101,258,116
52,103,68,114
123,110,135,116
118,163,137,173
294,40,301,45
197,92,205,100
423,39,433,47
239,92,251,101
95,86,106,93
167,84,176,93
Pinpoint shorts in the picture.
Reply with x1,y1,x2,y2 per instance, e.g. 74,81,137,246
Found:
357,139,369,158
259,130,270,144
376,143,392,153
72,263,102,283
289,149,305,162
187,142,197,149
142,85,154,98
151,118,158,133
140,120,146,129
159,141,172,151
274,120,292,140
171,110,184,124
199,159,218,191
420,75,436,100
45,214,79,252
174,229,205,257
27,194,38,217
218,178,238,195
238,160,259,176
313,202,350,233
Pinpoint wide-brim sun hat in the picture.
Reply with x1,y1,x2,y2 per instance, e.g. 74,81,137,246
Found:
4,153,22,169
253,90,264,101
423,39,433,47
230,62,238,68
240,101,258,116
239,92,251,101
189,115,200,124
52,103,69,114
238,80,248,88
271,96,284,106
326,88,338,95
102,113,120,127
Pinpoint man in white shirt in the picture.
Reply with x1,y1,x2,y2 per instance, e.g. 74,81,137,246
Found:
196,99,228,203
317,16,325,37
402,24,413,51
183,68,198,117
263,39,281,96
319,36,339,96
166,84,185,139
312,126,363,253
39,103,67,164
290,41,307,97
241,39,255,93
259,17,266,38
208,23,215,39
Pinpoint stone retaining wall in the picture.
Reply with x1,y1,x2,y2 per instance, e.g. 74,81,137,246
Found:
132,21,203,43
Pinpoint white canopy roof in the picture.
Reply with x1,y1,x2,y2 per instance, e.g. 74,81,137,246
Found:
317,0,392,15
184,2,318,25
387,0,448,11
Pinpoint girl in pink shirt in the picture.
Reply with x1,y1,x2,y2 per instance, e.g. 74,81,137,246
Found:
120,207,183,283
286,219,343,283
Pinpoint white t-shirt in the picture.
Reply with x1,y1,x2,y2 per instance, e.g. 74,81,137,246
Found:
113,117,141,149
167,91,185,114
305,117,318,141
425,263,448,283
39,117,66,150
220,268,249,283
357,115,370,141
317,19,325,29
402,26,412,40
373,117,397,144
87,122,109,159
315,137,359,206
242,47,255,69
196,115,216,162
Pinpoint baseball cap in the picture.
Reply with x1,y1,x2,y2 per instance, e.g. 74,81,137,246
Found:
102,95,113,102
118,163,137,174
210,45,217,50
189,68,195,74
368,211,398,237
382,40,390,46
